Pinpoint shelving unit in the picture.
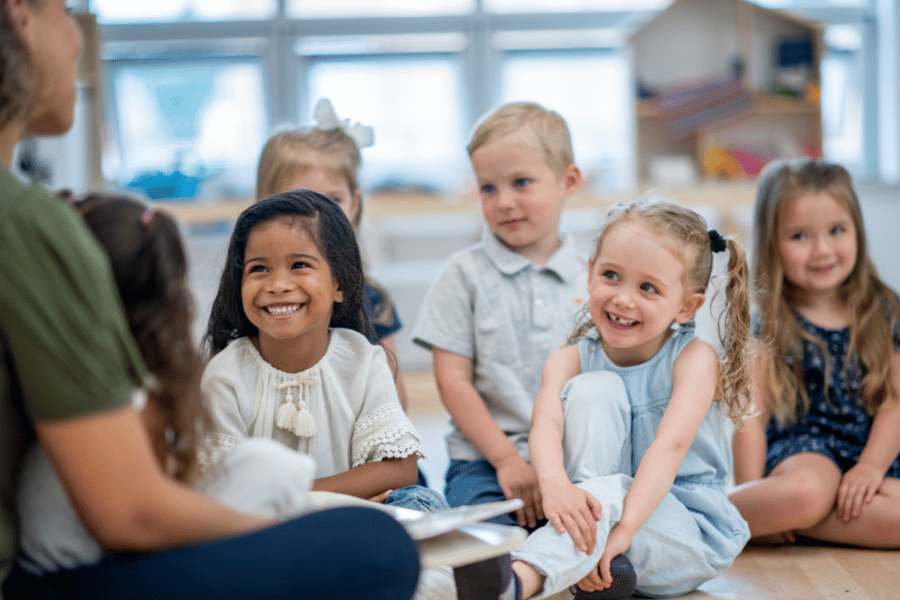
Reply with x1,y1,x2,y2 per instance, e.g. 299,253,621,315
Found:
630,0,823,184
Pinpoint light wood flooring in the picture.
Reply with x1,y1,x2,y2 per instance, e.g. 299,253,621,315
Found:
404,371,900,600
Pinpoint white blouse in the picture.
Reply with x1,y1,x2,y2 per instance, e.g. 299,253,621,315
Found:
202,328,424,478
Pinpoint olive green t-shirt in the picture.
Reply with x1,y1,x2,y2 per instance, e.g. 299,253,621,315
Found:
0,169,145,589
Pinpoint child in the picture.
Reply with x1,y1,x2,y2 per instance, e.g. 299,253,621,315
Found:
507,199,752,599
202,189,447,509
413,102,587,530
730,159,900,548
255,98,410,410
15,194,315,573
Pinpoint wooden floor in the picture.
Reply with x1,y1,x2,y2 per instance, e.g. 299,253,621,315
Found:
680,544,900,600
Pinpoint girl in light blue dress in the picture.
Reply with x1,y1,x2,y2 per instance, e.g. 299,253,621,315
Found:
509,199,752,599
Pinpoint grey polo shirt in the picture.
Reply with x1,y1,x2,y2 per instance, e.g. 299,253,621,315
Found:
413,227,588,462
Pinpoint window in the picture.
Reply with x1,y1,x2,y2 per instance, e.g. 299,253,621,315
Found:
485,0,669,12
105,60,266,199
92,0,275,23
288,0,473,18
305,57,468,194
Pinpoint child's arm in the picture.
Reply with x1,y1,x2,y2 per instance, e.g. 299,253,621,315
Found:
595,340,718,584
839,352,900,520
433,347,544,528
529,345,602,554
313,455,418,499
732,349,772,484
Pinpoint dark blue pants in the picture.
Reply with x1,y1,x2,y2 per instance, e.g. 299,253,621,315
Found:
3,507,419,600
445,459,520,527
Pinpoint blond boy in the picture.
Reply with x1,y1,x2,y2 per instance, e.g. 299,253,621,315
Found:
413,102,586,530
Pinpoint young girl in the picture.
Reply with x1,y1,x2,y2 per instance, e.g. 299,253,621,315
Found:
15,194,315,573
506,199,752,599
255,98,411,411
202,189,444,510
730,159,900,548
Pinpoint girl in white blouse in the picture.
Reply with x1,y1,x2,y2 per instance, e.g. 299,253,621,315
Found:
203,190,444,511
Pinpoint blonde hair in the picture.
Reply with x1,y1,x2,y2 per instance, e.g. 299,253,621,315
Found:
753,159,900,426
570,198,752,424
467,101,574,178
255,128,362,227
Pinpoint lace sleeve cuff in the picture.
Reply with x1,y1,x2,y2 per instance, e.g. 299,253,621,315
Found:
351,403,424,469
198,432,242,469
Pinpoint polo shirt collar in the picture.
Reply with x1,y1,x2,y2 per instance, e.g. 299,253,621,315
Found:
481,224,583,283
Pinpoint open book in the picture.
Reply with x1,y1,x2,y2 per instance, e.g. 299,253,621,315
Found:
308,492,527,569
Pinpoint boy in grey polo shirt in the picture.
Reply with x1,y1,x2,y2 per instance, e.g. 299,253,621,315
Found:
413,102,588,532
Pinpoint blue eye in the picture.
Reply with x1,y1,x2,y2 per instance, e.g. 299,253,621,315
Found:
480,184,496,195
603,270,619,281
514,178,531,188
831,225,846,235
292,261,309,270
790,232,807,241
641,283,658,293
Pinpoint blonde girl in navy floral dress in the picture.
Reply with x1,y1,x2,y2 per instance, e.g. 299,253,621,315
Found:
731,159,900,548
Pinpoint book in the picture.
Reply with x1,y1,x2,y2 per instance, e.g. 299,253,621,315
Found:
307,492,527,568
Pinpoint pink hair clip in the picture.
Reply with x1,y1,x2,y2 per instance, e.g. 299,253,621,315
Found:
141,208,155,224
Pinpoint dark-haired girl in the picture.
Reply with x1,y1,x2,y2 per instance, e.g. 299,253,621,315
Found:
204,190,444,511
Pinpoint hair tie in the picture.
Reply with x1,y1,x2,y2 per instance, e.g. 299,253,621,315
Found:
313,98,374,150
142,208,155,225
708,229,726,253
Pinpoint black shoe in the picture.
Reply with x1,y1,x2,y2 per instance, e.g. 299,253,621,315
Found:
454,554,521,600
569,554,637,600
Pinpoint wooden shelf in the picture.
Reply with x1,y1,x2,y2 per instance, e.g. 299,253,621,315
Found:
630,0,823,183
637,92,819,120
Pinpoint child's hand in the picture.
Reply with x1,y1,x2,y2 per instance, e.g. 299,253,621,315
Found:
575,524,633,593
838,463,885,520
368,490,392,503
495,455,543,528
542,482,602,554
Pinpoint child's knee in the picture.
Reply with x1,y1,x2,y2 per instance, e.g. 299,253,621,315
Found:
781,468,839,525
388,485,450,513
562,371,628,418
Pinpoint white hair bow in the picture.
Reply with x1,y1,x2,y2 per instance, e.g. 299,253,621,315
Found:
313,98,375,150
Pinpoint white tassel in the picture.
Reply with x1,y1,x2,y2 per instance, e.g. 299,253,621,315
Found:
275,400,298,431
294,405,316,438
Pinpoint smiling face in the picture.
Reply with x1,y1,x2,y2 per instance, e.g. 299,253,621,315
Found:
470,128,581,264
588,220,704,366
241,217,343,371
21,0,84,136
777,191,858,303
279,165,361,227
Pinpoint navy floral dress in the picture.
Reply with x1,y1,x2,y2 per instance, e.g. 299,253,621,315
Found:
765,311,900,477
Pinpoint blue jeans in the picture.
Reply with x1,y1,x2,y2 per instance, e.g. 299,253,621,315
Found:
386,484,450,513
445,459,519,527
2,507,419,600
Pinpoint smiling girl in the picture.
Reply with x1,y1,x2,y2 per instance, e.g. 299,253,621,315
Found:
505,199,752,600
203,190,441,504
730,159,900,548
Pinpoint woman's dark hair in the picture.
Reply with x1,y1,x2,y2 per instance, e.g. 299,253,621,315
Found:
74,193,209,483
205,189,372,355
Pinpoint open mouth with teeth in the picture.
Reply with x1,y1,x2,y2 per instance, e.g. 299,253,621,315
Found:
265,304,300,317
606,312,638,329
809,265,835,273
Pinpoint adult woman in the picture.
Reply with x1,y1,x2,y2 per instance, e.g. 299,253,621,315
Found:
0,1,419,598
